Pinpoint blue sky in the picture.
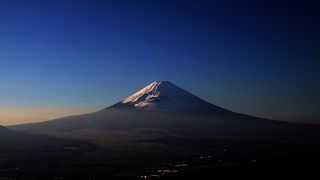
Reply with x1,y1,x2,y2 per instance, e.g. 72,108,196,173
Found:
0,0,319,124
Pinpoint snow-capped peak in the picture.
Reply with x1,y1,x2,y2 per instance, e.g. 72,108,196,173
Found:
115,81,227,113
122,81,164,104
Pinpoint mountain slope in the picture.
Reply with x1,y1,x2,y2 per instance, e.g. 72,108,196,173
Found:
9,81,320,143
109,81,231,114
0,125,15,136
10,81,263,133
0,125,92,149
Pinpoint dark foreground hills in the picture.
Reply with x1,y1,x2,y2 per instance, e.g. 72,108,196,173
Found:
4,81,320,179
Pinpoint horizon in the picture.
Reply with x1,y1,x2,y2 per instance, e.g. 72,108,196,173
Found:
1,0,320,125
2,80,319,126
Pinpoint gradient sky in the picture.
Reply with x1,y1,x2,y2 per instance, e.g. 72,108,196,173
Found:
0,0,319,125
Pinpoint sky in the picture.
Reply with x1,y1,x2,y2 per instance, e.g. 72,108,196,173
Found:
0,0,319,125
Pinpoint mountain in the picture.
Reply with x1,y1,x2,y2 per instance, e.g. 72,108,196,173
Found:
10,81,320,144
0,125,92,149
0,125,14,136
109,81,231,114
7,80,320,179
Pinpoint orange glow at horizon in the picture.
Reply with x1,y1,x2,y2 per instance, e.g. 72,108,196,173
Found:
0,105,99,126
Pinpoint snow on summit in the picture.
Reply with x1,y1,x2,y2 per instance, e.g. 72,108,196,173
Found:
122,81,163,104
116,81,227,113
